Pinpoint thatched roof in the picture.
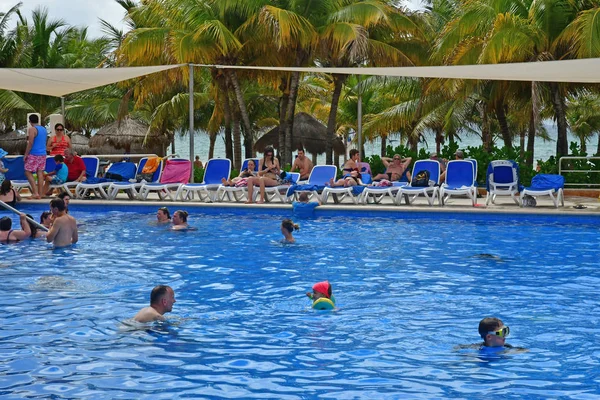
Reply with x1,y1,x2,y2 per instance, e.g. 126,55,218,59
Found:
89,118,170,151
0,131,28,154
254,112,346,155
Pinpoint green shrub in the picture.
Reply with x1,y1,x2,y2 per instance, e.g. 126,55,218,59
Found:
194,167,205,183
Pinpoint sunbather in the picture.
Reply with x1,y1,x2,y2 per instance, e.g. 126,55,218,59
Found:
328,149,361,187
247,147,281,204
290,147,313,180
281,219,299,243
373,154,412,182
221,160,256,187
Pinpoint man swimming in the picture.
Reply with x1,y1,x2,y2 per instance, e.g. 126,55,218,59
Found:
46,198,78,247
134,285,176,323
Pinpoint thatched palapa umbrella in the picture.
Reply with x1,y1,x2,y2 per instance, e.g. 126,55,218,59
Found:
254,113,346,157
89,118,169,156
0,131,28,154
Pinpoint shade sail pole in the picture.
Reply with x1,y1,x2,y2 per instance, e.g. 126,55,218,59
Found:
357,75,363,159
188,63,195,183
61,97,65,124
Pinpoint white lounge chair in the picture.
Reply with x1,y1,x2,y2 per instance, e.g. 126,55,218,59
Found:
396,160,440,206
176,158,230,202
286,165,337,202
75,162,138,199
485,160,520,206
216,158,258,202
139,159,192,201
107,157,163,200
439,160,477,206
520,174,565,208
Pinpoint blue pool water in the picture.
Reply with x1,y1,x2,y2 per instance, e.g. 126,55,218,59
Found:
1,205,599,399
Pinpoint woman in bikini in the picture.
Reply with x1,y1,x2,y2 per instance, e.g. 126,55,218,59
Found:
328,149,362,187
0,214,32,243
246,147,281,204
47,123,72,156
0,180,21,207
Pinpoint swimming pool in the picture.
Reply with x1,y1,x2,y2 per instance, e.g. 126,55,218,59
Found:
1,205,599,399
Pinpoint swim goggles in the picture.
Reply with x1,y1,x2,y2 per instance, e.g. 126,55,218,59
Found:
487,326,510,338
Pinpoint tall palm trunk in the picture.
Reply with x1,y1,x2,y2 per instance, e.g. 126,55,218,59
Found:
481,106,492,152
527,109,536,169
495,101,512,149
279,77,289,161
225,70,253,149
550,82,568,157
435,127,444,154
208,132,217,159
219,78,233,162
596,133,600,156
326,74,347,165
580,136,587,153
231,99,242,170
284,70,301,167
380,135,386,157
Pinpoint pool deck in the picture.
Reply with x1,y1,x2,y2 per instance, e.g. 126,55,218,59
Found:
20,191,600,216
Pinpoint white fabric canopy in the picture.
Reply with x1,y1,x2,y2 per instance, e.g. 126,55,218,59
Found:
207,58,600,83
0,65,184,97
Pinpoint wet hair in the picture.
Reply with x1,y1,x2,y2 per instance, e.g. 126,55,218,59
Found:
478,317,503,339
26,214,37,238
150,285,172,305
0,216,12,231
298,192,309,202
55,123,64,131
281,219,299,233
54,154,64,163
29,114,39,123
0,179,11,195
50,198,66,212
57,192,70,201
349,149,359,158
40,211,52,224
264,146,275,159
174,210,188,223
158,207,170,219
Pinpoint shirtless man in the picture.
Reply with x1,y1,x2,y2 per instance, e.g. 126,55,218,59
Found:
46,198,78,247
290,148,313,180
373,154,412,182
134,285,176,323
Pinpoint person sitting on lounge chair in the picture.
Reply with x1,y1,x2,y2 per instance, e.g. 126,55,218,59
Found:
221,160,256,187
328,149,362,187
373,154,412,182
246,147,281,204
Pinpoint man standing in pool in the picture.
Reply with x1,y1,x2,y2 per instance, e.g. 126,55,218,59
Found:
46,198,78,247
134,285,176,323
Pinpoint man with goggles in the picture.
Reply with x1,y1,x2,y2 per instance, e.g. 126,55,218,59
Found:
478,317,511,347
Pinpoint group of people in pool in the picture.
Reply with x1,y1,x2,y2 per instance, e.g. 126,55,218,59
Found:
155,207,190,230
134,283,513,349
0,191,77,247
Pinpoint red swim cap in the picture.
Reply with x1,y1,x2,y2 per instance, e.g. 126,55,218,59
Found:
312,281,331,299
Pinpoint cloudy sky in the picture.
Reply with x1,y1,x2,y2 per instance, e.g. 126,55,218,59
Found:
1,0,423,39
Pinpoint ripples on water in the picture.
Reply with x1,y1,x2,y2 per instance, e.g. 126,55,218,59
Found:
0,207,599,399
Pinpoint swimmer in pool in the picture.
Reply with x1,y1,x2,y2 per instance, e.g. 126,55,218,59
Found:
479,317,513,348
134,285,176,323
306,281,333,302
156,207,171,223
171,210,189,230
281,219,299,243
46,198,78,247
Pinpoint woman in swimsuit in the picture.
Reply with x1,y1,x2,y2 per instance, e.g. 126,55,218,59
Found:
221,160,257,187
328,149,362,187
0,214,32,243
171,210,190,230
0,180,20,207
47,123,72,156
246,147,281,204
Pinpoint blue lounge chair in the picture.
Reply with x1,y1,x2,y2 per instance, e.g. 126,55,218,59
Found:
177,158,230,202
263,172,301,203
396,160,440,206
107,157,163,200
485,160,521,206
520,174,564,208
286,165,337,202
440,160,477,206
138,159,192,201
75,161,137,199
58,156,101,194
216,158,259,202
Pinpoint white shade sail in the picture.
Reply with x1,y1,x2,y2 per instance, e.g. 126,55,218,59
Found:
0,65,184,97
207,57,600,83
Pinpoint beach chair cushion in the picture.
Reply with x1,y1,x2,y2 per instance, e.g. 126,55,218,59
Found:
529,174,564,191
104,162,137,181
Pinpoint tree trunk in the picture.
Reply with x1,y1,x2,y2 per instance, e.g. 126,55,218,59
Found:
519,130,525,159
220,79,233,162
208,132,217,159
312,152,317,166
284,71,301,167
580,137,587,154
380,135,386,157
279,77,289,162
244,130,253,158
495,101,512,149
550,82,568,157
232,101,242,170
407,130,418,153
481,106,492,152
225,69,253,147
435,127,444,154
326,74,347,165
527,109,535,169
596,133,600,156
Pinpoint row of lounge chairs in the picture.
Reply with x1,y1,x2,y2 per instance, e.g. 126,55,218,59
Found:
3,155,565,207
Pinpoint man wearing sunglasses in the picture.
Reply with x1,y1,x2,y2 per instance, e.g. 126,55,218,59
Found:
478,317,512,348
373,154,412,182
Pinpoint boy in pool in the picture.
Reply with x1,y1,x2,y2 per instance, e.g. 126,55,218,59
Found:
479,317,512,348
292,192,320,218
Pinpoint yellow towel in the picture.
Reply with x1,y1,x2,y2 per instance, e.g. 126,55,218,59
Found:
141,157,161,174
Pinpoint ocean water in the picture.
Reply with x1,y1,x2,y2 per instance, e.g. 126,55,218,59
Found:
1,204,599,399
174,121,586,165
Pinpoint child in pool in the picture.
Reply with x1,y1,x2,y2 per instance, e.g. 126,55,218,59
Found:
281,219,299,243
479,317,513,348
292,192,320,217
306,281,335,307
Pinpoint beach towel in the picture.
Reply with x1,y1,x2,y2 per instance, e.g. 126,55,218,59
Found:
529,174,564,191
159,159,191,184
141,157,161,174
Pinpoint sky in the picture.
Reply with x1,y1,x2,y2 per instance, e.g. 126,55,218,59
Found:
1,0,423,39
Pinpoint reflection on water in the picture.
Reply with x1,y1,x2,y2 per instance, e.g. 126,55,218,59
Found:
0,209,599,398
